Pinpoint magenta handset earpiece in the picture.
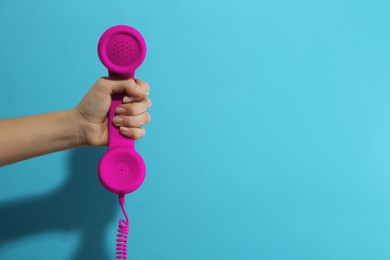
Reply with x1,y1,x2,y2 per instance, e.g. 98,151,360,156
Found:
97,25,147,260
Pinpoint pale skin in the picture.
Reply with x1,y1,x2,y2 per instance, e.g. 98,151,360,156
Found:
0,77,151,166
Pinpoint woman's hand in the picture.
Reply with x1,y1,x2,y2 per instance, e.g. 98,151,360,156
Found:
74,77,151,146
0,77,151,166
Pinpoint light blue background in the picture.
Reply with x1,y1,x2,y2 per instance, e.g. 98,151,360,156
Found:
1,0,390,259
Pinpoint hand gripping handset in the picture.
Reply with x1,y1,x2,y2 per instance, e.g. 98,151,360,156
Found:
97,25,147,260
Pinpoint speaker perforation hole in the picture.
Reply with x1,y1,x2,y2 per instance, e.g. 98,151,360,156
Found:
111,41,134,61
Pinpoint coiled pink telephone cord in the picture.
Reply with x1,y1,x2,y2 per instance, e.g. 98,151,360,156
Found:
116,194,129,259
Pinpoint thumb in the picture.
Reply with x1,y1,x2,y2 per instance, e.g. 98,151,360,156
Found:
101,77,149,99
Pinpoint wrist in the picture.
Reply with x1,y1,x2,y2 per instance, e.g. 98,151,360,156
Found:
67,108,89,147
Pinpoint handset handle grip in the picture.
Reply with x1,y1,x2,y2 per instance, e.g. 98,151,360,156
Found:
108,71,135,151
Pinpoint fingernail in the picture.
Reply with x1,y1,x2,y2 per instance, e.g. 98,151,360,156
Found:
115,107,126,114
120,126,130,132
123,96,133,103
146,91,150,96
113,117,123,126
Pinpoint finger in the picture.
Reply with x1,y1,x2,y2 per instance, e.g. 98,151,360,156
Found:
123,95,144,103
115,97,152,116
113,112,151,128
98,77,149,98
135,79,150,96
124,79,150,102
120,127,146,139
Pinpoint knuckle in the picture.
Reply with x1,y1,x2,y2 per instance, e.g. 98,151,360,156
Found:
134,128,146,139
145,97,152,108
128,78,136,88
122,116,132,126
144,84,150,94
145,112,151,123
97,77,106,85
137,80,150,93
125,78,136,92
96,77,108,91
126,104,136,115
143,82,150,92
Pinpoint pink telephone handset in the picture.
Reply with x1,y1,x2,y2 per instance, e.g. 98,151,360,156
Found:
97,25,147,260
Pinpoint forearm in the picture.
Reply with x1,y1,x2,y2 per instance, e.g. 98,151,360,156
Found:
0,109,85,166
